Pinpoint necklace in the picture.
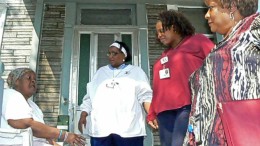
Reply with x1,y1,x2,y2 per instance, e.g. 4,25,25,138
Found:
113,69,125,78
106,64,127,88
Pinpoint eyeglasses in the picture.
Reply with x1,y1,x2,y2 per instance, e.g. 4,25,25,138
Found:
107,52,121,57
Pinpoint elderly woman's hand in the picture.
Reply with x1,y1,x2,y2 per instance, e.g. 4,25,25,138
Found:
64,132,86,146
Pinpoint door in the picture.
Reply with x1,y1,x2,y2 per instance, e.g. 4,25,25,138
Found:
70,26,139,134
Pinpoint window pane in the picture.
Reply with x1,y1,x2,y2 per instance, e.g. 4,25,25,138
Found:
178,8,212,34
122,34,132,64
97,34,114,68
178,7,217,43
81,9,132,25
78,34,90,105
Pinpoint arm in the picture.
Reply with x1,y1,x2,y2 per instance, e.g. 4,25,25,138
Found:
78,83,92,133
7,118,85,146
78,111,88,133
250,16,260,50
135,67,153,105
136,79,152,114
4,92,85,145
143,102,150,114
8,118,59,139
147,102,159,130
134,67,158,130
143,101,159,130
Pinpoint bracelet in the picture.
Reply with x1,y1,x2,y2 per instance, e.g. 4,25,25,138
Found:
63,132,69,142
57,130,63,141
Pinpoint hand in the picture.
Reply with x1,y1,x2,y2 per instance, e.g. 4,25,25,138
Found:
65,132,86,146
148,119,159,130
47,139,61,146
52,141,61,146
78,112,87,133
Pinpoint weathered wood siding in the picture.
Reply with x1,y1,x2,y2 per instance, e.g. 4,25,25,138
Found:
1,0,35,79
1,1,64,127
146,4,167,83
36,4,65,127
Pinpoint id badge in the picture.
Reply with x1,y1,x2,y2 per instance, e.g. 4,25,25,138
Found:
160,56,168,64
159,68,170,79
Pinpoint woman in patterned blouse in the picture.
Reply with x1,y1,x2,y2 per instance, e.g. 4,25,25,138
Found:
185,0,260,145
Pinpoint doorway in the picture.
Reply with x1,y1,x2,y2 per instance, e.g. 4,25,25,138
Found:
70,26,139,133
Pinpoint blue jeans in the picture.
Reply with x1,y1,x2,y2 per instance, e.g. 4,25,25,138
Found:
90,134,144,146
157,105,191,146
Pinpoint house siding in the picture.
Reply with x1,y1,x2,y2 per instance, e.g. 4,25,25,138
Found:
36,4,65,126
146,4,167,82
1,1,64,127
1,0,35,79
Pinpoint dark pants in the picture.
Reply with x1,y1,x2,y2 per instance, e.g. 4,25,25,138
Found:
90,134,144,146
157,105,191,146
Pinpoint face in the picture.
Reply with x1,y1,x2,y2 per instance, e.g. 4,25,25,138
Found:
156,21,176,47
163,27,176,47
15,71,37,99
156,21,166,44
205,0,234,36
107,46,125,68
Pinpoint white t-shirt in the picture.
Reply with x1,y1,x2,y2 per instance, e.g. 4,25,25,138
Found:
0,89,48,145
80,65,152,137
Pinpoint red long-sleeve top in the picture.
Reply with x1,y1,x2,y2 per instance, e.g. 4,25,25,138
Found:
147,34,214,121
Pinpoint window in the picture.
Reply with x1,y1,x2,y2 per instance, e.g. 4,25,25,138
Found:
178,7,211,34
77,4,136,25
167,5,217,43
81,9,133,25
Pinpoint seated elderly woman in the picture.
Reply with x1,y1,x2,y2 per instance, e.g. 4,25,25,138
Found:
1,68,85,146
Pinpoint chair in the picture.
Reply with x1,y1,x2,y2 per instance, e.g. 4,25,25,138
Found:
0,61,33,146
0,128,33,146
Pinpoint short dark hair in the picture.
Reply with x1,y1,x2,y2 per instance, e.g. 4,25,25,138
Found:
114,40,132,62
159,10,195,38
204,0,258,17
236,0,258,17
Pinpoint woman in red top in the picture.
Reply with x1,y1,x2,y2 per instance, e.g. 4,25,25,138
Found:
147,10,214,146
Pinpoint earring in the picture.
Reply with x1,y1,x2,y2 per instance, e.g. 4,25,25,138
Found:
123,59,125,62
229,12,234,20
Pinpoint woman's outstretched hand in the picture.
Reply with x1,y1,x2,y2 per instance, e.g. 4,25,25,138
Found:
65,132,86,146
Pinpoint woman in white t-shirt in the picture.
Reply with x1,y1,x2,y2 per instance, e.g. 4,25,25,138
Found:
78,41,153,146
1,68,85,146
